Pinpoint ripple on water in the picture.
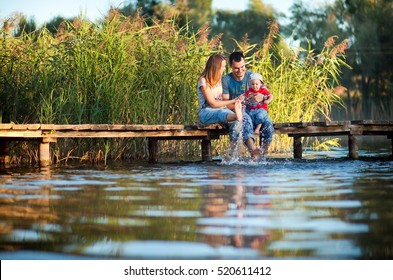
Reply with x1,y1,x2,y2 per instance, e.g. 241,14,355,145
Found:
76,240,259,259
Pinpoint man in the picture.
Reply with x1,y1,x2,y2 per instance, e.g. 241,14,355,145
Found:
222,51,262,159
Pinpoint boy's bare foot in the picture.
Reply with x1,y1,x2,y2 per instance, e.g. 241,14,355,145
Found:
234,99,243,122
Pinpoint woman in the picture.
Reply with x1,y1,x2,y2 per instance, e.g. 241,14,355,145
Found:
197,54,243,125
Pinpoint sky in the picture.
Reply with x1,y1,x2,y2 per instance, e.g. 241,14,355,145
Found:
0,0,295,27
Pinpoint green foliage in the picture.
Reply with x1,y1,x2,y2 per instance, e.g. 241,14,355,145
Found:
0,11,349,162
0,12,216,124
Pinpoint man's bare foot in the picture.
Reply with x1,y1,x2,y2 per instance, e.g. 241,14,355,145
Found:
251,147,262,161
234,99,243,122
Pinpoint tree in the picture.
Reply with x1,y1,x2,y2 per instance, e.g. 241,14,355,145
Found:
211,0,276,53
119,0,212,32
187,0,213,30
285,0,393,120
14,16,37,36
336,0,393,119
284,0,345,53
43,16,76,35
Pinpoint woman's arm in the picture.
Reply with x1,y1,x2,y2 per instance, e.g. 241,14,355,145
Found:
200,85,236,108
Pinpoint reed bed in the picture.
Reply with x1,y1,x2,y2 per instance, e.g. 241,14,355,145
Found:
0,14,349,164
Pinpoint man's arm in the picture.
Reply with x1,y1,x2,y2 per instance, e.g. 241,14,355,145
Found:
221,74,234,109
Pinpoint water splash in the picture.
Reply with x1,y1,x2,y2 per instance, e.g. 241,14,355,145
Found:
222,121,247,165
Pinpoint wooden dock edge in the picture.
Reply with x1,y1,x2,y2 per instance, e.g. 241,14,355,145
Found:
1,121,392,166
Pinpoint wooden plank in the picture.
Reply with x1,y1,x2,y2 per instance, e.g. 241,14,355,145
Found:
72,124,93,130
40,124,89,130
289,122,308,128
361,125,393,133
351,120,390,125
202,139,212,161
288,132,349,137
42,137,57,143
350,125,363,135
273,123,291,128
0,124,12,129
348,135,359,159
10,124,41,130
40,124,56,130
194,123,227,130
113,124,186,131
279,125,350,135
42,130,213,138
89,124,116,130
153,135,221,140
148,138,158,163
293,136,302,159
41,124,187,131
39,142,51,167
0,131,43,137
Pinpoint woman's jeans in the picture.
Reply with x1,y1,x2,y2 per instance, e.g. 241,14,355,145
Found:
199,107,256,144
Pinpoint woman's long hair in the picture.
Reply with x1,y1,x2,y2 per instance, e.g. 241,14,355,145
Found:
199,54,226,88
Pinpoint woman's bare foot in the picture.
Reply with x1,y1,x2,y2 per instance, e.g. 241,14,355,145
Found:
234,99,243,122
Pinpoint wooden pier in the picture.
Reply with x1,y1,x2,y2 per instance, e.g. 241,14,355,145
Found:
0,120,392,166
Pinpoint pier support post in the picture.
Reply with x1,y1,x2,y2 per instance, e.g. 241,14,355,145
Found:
202,139,212,161
293,136,302,159
348,135,359,159
148,138,158,163
0,140,10,167
39,141,51,167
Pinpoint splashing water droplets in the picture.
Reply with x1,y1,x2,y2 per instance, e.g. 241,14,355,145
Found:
222,121,244,165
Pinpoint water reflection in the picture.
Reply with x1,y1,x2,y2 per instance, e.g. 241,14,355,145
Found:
0,171,57,255
198,170,272,255
0,156,393,259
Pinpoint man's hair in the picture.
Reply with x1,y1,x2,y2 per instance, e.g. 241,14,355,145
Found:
229,51,245,65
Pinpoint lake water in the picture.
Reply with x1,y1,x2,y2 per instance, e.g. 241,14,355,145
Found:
1,146,392,260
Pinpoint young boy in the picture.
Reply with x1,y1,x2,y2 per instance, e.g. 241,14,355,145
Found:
243,72,274,154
